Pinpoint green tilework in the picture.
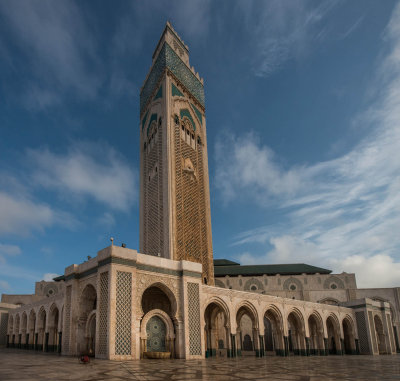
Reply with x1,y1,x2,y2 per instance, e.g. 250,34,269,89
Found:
154,85,163,100
190,103,203,125
180,109,195,131
140,42,204,114
172,83,184,97
147,113,157,136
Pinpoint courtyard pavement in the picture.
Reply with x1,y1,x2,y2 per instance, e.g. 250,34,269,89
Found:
0,349,399,380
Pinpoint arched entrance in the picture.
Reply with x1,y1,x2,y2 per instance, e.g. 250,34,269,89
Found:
308,313,324,355
342,317,356,355
326,315,341,355
204,300,230,357
236,303,259,356
264,307,285,356
48,305,59,352
287,311,306,355
77,284,96,355
140,284,177,358
374,315,387,354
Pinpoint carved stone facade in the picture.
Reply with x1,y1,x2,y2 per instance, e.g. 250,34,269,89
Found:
139,22,214,285
1,22,399,360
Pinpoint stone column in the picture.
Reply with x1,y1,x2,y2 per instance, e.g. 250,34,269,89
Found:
283,336,289,356
230,334,236,357
323,338,329,356
305,337,310,356
253,328,260,357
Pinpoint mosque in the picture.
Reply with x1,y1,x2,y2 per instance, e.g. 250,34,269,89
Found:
0,23,399,360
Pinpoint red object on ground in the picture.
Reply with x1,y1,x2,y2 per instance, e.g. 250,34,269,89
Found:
80,355,90,363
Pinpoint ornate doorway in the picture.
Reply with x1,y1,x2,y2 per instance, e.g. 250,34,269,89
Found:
146,316,166,352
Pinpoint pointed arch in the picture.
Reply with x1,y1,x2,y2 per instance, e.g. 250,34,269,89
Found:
287,308,306,355
326,313,341,354
307,311,324,355
235,301,259,329
203,297,231,357
139,281,178,319
342,315,356,354
263,304,285,355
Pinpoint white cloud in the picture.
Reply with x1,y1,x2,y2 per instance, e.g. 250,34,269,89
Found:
0,243,21,265
217,2,400,287
331,254,400,288
28,143,137,211
0,191,77,236
43,273,60,282
0,0,101,109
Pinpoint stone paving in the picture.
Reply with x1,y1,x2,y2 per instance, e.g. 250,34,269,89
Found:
0,349,399,380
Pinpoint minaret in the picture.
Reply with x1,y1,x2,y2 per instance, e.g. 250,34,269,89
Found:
139,22,214,285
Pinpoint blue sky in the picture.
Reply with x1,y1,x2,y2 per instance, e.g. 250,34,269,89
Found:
1,0,400,295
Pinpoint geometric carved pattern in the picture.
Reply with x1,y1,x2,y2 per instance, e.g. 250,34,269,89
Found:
214,279,225,288
283,277,303,291
323,276,344,290
355,311,370,354
187,282,201,355
115,271,132,355
175,119,212,283
244,278,264,292
142,114,164,257
146,316,166,352
98,272,108,355
63,286,72,353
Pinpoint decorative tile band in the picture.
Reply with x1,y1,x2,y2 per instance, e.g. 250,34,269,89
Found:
65,256,202,281
180,108,196,131
154,85,163,100
140,42,204,115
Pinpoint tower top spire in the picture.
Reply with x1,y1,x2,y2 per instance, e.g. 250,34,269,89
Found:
152,22,189,64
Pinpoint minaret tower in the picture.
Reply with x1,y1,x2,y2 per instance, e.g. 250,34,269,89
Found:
139,23,214,284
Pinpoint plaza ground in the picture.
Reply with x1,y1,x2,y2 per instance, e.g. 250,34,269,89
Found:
0,350,399,380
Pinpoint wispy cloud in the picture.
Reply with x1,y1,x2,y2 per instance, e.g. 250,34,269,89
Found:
0,243,21,265
0,0,101,109
27,142,137,211
97,212,116,229
0,191,77,236
235,0,339,77
215,2,400,287
341,15,364,39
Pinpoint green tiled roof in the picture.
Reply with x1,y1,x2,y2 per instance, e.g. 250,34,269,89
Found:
214,261,331,276
213,259,240,266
